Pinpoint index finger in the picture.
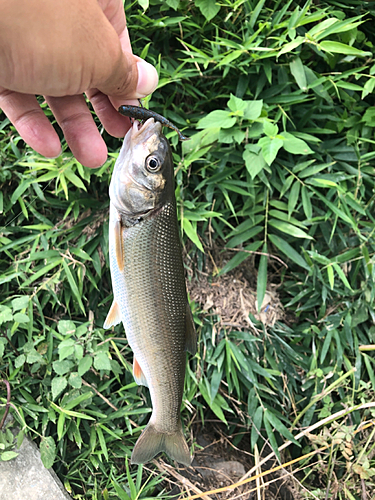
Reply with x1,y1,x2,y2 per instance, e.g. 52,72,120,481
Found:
0,88,62,158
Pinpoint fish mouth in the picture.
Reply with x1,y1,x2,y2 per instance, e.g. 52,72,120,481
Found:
130,117,162,143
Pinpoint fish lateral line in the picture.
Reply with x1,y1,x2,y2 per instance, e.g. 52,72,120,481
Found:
118,104,189,141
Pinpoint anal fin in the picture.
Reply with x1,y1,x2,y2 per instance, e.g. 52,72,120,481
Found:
133,356,148,387
103,301,121,329
185,303,197,355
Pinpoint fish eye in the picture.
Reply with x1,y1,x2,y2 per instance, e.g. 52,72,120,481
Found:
146,156,161,172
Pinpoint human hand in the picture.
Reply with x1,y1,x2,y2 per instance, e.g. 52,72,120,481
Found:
0,0,158,168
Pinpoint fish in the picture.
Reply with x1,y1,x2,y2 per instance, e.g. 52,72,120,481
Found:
104,117,197,466
118,104,189,141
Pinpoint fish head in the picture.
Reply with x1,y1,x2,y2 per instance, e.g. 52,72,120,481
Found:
110,118,173,217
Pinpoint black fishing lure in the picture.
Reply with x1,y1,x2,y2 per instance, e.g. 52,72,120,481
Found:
118,105,189,141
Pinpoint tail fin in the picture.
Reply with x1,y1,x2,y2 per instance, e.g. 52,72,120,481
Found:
131,422,191,466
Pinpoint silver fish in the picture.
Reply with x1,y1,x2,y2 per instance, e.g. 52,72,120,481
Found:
104,118,196,466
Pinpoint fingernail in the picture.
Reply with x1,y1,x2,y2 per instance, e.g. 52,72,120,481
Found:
45,148,63,159
135,60,158,98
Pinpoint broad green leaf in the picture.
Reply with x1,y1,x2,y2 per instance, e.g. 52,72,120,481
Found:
0,306,13,325
269,219,313,239
243,145,267,179
11,296,29,311
15,354,26,369
26,349,43,364
0,339,6,359
13,313,30,323
363,108,375,127
52,376,68,400
362,78,375,99
195,0,220,21
197,110,236,129
94,351,112,371
40,436,56,469
258,136,283,165
219,127,245,144
68,372,82,389
263,122,278,137
257,243,268,313
166,0,180,9
228,94,247,113
319,41,371,57
53,359,74,376
58,320,76,336
58,340,75,361
282,132,313,155
244,100,263,120
1,451,19,461
137,0,149,10
0,306,13,324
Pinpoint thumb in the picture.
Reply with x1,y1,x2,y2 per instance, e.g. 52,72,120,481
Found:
96,50,158,100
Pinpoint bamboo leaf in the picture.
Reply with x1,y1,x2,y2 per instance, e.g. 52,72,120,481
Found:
269,219,313,239
268,234,310,270
62,259,85,315
319,41,371,57
257,243,268,313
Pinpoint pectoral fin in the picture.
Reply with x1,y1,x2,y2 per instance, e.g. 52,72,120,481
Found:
114,219,124,272
133,356,148,387
185,303,197,355
103,301,121,329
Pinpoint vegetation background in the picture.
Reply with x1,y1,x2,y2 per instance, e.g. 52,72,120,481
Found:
1,0,375,498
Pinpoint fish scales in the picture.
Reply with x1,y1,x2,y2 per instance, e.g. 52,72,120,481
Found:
119,202,187,431
104,117,196,466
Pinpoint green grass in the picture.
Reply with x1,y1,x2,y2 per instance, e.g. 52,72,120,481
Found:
1,0,375,498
